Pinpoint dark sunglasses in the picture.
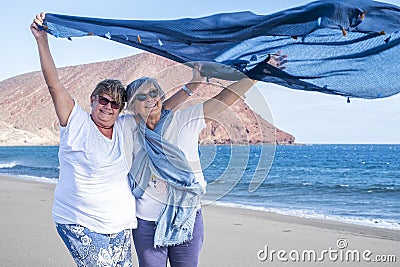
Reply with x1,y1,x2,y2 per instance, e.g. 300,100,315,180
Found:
135,90,159,101
97,95,120,109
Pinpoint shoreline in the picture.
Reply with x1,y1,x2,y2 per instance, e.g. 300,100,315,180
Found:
1,175,399,266
207,201,400,232
3,174,400,232
203,203,400,242
207,201,400,239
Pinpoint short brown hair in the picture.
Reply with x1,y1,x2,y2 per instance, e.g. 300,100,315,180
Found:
91,79,126,112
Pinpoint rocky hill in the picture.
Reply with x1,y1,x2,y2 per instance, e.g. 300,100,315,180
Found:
0,53,295,146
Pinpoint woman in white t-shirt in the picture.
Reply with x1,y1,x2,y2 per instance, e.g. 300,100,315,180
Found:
32,13,138,266
126,54,286,267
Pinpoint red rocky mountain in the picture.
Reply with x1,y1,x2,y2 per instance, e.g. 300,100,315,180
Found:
0,53,294,146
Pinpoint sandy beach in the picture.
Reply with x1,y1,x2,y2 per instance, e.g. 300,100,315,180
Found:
0,175,399,267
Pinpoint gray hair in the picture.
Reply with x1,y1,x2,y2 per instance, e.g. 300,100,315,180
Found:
126,77,165,111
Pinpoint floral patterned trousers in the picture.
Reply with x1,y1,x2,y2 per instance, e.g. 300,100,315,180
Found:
56,223,132,267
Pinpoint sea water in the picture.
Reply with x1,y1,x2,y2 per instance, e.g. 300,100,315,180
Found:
0,144,399,230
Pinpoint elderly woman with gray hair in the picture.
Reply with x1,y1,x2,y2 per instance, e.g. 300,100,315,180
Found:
126,55,286,267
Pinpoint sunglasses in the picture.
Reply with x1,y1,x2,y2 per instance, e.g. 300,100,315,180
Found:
135,90,159,101
97,95,120,109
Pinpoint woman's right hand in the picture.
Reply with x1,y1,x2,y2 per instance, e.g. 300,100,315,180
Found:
30,13,47,41
189,63,206,84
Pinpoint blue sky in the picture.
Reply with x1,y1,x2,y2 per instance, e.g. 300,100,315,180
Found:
2,0,400,143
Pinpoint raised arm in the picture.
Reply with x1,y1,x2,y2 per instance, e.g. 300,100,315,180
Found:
163,64,205,110
203,78,255,123
203,52,287,123
31,13,74,127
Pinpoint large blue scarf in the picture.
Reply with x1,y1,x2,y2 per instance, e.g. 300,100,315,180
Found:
43,0,400,99
129,109,205,247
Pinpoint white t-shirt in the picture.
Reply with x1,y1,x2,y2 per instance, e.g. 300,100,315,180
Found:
52,102,137,234
135,103,207,221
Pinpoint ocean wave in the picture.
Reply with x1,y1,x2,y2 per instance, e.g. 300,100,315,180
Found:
0,162,18,169
0,161,59,171
4,174,58,184
366,186,400,193
209,201,400,231
257,181,399,194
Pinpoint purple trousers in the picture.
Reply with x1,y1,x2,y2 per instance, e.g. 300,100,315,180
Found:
132,209,204,267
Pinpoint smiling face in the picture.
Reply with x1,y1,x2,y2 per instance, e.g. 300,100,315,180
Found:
90,94,120,128
89,79,125,130
133,84,163,121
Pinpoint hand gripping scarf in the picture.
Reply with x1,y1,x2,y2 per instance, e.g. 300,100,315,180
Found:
43,0,400,99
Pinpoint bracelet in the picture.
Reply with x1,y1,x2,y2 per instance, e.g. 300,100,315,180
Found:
182,85,194,96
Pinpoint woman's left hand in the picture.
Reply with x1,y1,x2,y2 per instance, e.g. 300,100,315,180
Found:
268,51,288,70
